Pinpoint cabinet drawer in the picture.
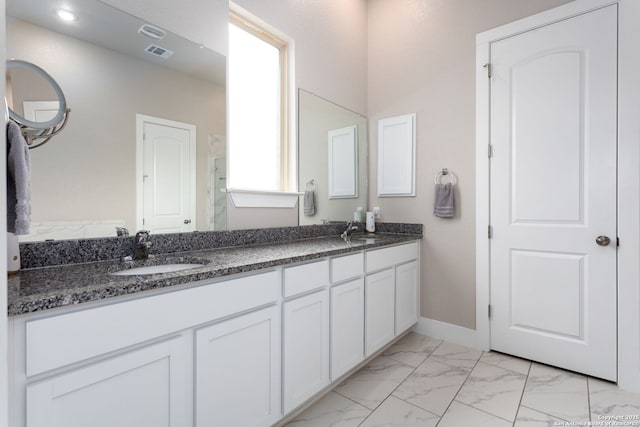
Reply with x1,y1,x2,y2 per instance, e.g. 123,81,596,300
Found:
365,242,419,273
331,253,364,283
284,260,329,297
26,270,280,377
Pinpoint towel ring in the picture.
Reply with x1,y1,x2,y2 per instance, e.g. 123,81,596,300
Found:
306,179,316,191
434,168,457,185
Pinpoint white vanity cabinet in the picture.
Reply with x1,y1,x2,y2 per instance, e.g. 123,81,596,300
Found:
26,336,189,427
395,260,419,334
195,306,281,427
13,270,281,427
330,252,365,381
10,239,421,427
365,242,420,356
282,261,331,414
364,268,396,356
330,278,365,380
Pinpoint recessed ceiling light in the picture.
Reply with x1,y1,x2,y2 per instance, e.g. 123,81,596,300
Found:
55,9,77,22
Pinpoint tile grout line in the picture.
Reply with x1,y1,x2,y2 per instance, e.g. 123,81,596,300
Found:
356,339,445,426
511,357,533,426
353,357,422,426
587,377,592,423
452,400,514,424
434,349,484,426
330,390,375,412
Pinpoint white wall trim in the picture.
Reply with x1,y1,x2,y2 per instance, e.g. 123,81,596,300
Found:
227,189,303,208
475,39,491,352
616,0,640,393
475,0,640,392
1,1,9,424
413,317,479,350
476,0,619,44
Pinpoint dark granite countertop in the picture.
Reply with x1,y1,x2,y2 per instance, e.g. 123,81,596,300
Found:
8,233,421,316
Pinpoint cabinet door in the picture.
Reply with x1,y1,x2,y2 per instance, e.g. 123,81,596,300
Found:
283,290,330,413
377,113,416,196
331,278,364,380
196,306,281,427
365,268,395,357
26,336,189,427
395,261,419,335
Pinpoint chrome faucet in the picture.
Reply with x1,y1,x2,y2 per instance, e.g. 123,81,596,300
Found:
341,221,359,241
132,230,151,260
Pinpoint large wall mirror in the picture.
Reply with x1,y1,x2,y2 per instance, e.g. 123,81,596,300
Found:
7,0,227,241
298,90,368,225
7,0,369,242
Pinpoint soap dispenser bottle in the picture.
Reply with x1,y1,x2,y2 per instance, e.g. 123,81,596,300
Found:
365,211,375,234
354,207,363,222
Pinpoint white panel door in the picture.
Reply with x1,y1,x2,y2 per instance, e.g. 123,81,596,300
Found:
331,278,364,380
490,6,617,380
195,306,281,427
283,290,330,413
140,116,196,234
395,261,419,335
365,268,395,357
26,336,189,427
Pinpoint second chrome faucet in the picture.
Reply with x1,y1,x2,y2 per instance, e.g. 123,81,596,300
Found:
132,230,152,260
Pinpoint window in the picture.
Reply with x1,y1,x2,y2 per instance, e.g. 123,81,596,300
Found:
228,11,291,192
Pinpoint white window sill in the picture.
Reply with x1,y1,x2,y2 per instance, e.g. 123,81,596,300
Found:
226,188,304,208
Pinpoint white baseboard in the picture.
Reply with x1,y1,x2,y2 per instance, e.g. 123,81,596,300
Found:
413,317,481,350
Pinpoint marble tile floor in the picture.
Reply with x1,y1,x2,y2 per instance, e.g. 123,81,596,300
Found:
286,332,640,427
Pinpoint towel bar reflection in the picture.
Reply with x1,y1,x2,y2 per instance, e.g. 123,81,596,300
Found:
434,168,457,185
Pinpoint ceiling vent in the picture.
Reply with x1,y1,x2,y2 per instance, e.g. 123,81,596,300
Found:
138,24,166,40
144,44,174,59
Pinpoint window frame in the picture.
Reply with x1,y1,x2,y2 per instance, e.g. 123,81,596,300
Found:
228,8,293,192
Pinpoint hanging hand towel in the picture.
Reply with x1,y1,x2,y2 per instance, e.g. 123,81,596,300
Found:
303,190,315,216
7,120,31,234
433,182,455,218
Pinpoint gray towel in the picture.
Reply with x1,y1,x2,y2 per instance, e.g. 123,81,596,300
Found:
7,120,31,234
304,190,315,216
434,183,454,218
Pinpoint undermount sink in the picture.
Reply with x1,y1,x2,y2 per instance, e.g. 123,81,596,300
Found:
111,263,204,276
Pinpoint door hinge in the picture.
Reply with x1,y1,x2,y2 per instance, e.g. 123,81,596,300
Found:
488,304,492,319
488,144,493,158
483,62,492,78
488,225,493,239
142,218,145,225
617,237,620,247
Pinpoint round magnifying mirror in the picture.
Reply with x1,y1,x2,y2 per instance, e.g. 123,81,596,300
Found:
6,59,67,130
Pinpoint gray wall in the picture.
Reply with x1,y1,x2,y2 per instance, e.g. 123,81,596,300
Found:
367,0,572,329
